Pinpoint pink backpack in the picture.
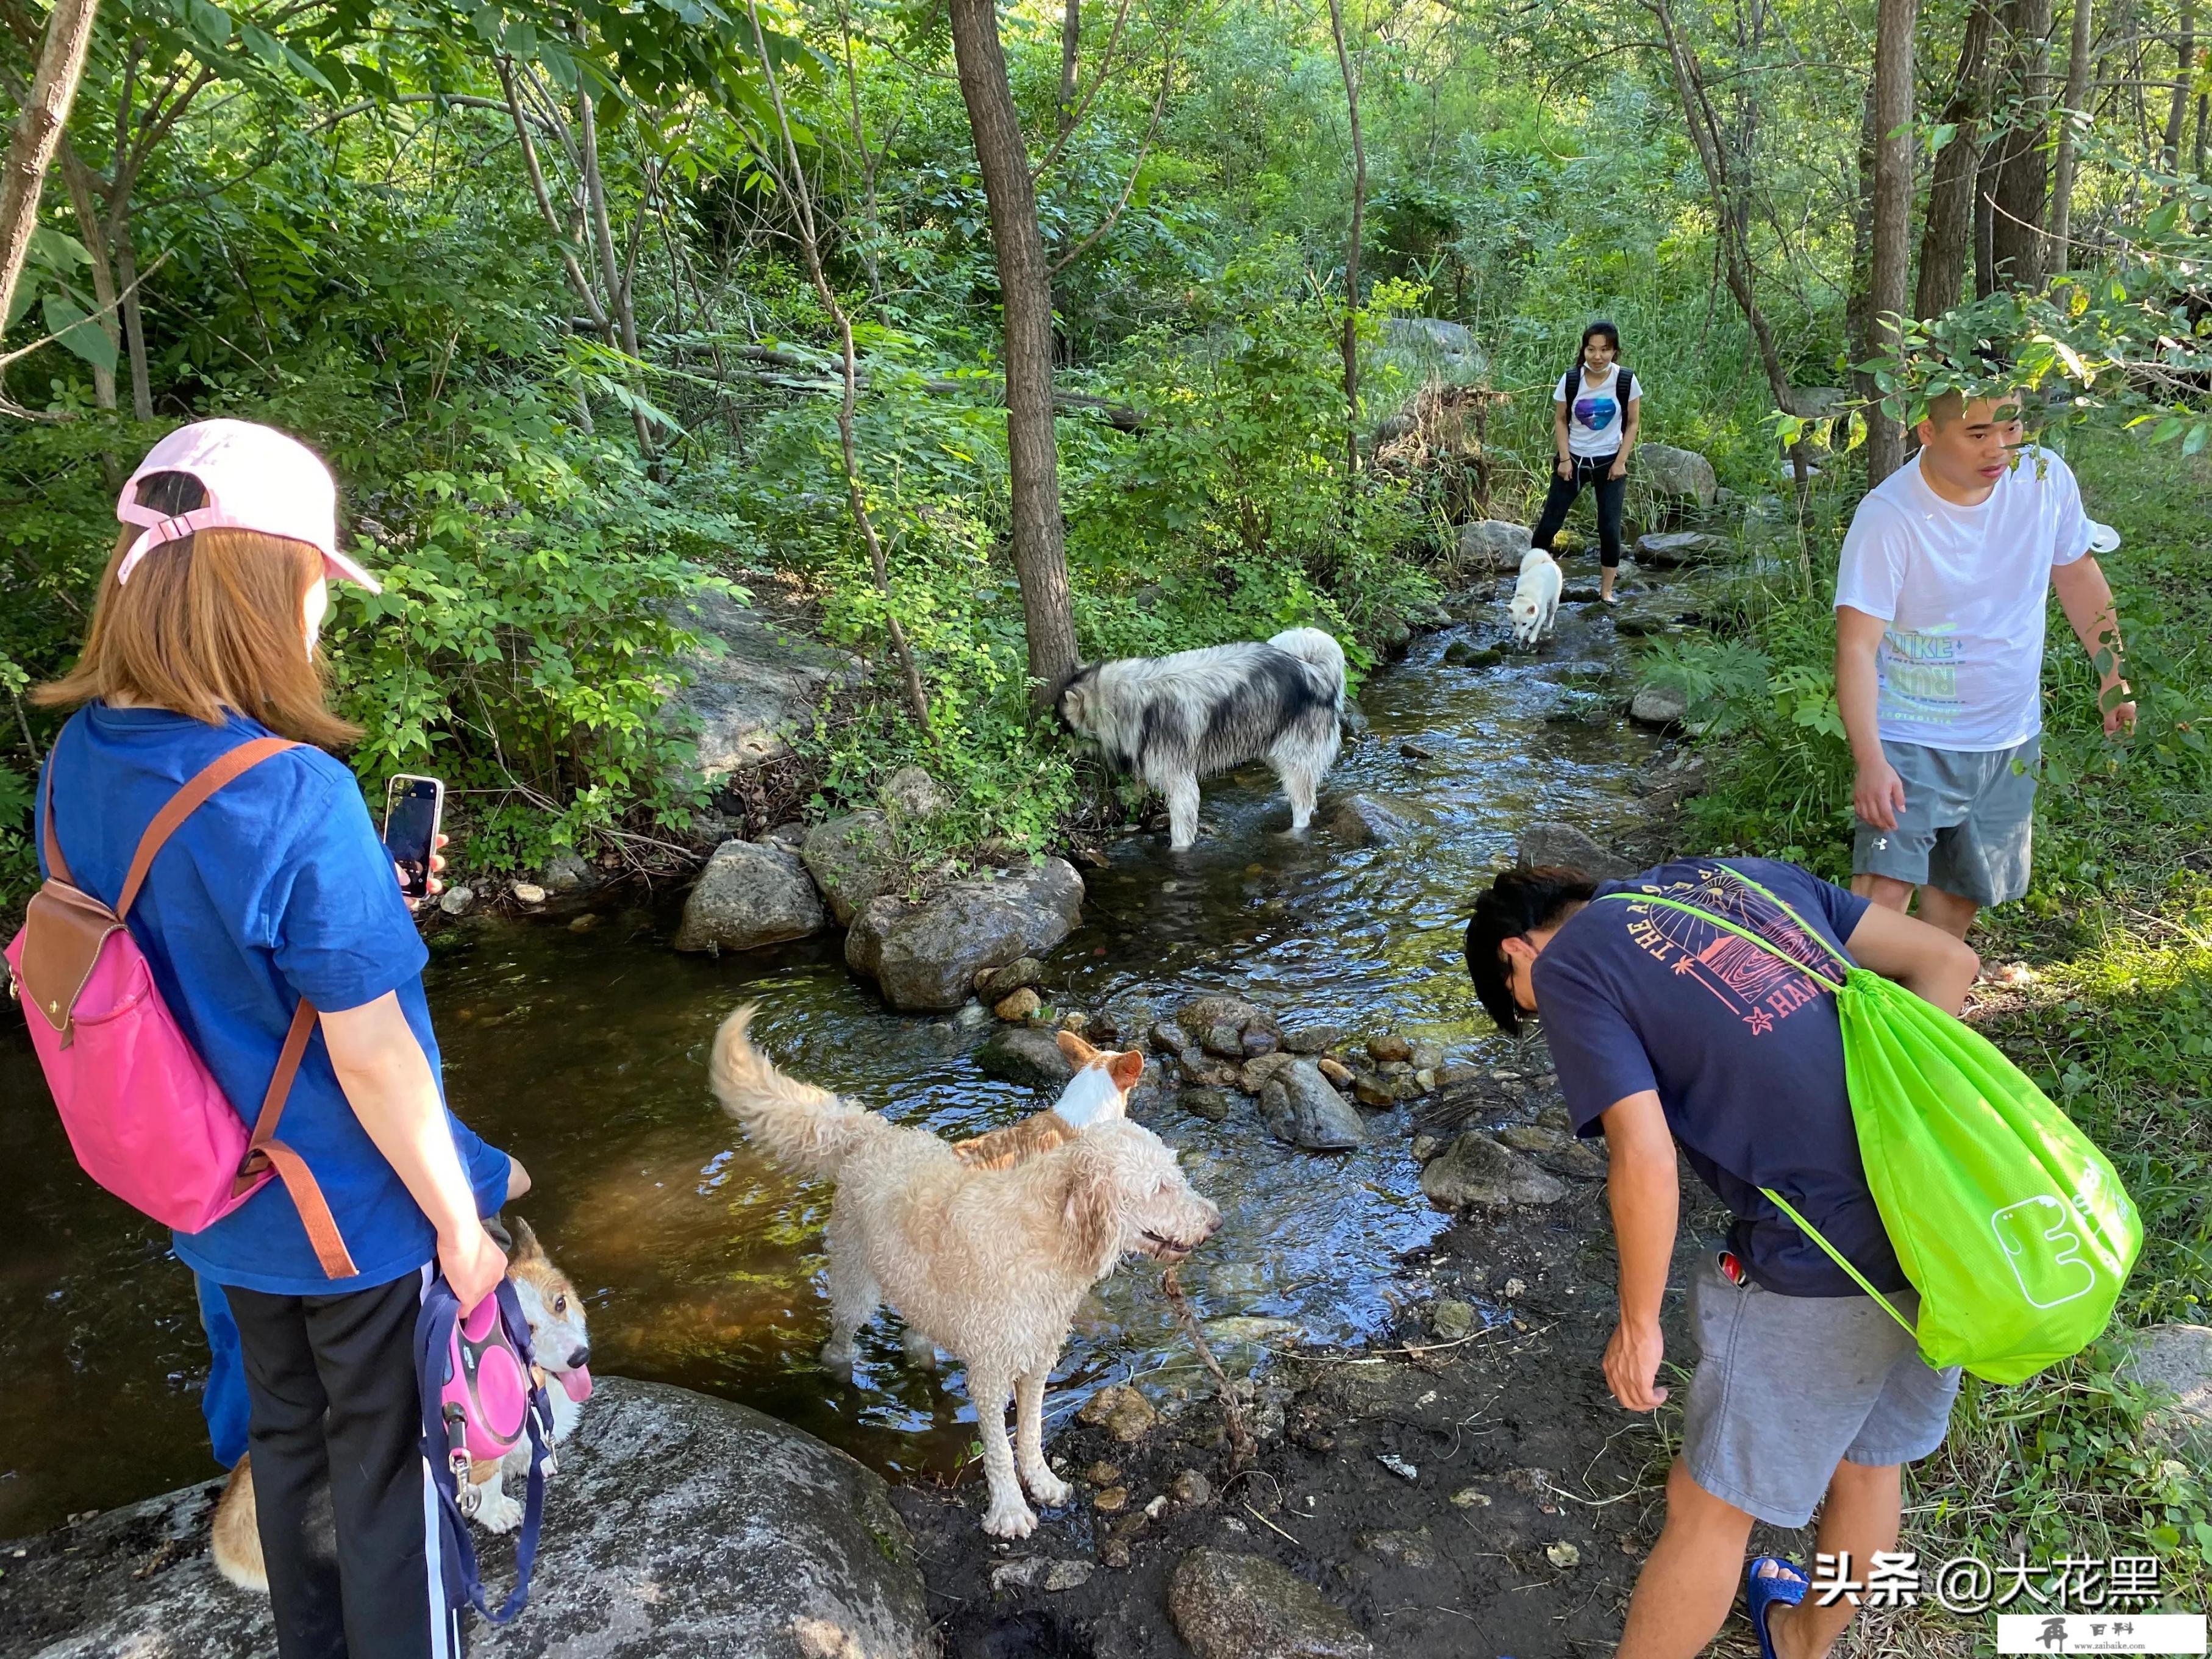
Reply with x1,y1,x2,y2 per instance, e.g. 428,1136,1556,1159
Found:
5,737,356,1277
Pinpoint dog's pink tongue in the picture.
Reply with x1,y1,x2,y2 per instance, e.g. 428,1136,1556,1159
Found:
557,1366,593,1403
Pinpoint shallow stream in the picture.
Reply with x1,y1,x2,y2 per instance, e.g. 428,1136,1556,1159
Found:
0,586,1668,1537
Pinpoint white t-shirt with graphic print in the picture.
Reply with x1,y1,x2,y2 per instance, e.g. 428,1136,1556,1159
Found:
1557,364,1639,458
1834,445,2093,752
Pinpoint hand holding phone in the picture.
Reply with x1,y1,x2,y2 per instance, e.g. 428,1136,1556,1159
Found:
383,775,446,905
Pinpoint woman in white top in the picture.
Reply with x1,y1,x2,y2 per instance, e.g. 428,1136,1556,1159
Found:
1532,319,1642,603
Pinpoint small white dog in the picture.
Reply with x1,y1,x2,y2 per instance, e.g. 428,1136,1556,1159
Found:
711,1005,1220,1539
1510,548,1563,649
1054,626,1347,851
210,1217,594,1589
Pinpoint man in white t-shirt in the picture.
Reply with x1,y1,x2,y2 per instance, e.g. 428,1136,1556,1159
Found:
1834,393,2134,939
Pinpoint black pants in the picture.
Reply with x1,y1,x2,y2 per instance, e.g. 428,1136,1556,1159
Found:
229,1271,454,1659
1532,451,1627,568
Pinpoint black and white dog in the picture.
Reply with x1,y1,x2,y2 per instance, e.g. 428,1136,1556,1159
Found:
1054,627,1347,851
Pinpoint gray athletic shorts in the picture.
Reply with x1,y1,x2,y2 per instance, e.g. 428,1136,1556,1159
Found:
1852,736,2039,907
1680,1250,1961,1528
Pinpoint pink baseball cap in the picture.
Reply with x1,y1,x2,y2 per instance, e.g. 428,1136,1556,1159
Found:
113,418,381,593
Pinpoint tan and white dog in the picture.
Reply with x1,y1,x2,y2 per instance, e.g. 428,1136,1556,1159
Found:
210,1217,594,1592
951,1030,1147,1170
710,1005,1219,1539
1510,547,1564,649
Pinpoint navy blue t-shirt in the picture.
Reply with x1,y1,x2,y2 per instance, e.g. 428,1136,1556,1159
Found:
1530,857,1902,1297
37,705,510,1295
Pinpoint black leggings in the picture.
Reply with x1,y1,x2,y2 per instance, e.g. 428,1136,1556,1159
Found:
1532,451,1627,569
229,1271,455,1659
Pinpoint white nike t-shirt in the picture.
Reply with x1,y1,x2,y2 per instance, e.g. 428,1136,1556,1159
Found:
1557,365,1639,458
1834,446,2092,751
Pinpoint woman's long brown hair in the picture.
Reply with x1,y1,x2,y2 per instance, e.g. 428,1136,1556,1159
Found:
34,483,360,748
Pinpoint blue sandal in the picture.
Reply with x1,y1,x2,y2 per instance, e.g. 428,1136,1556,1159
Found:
1747,1557,1809,1659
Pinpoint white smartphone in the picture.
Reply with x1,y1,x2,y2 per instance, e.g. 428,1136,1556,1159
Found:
382,774,446,902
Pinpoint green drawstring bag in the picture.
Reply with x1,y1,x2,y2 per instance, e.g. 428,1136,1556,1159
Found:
1598,866,2140,1385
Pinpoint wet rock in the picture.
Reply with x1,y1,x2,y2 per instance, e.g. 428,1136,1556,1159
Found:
801,812,902,927
1436,1060,1481,1087
1611,608,1677,638
1180,1088,1233,1122
543,853,595,894
1355,1528,1438,1571
1172,1469,1215,1507
1282,1023,1347,1055
1630,683,1691,729
1518,821,1638,880
1205,1316,1302,1346
1431,1299,1476,1341
976,1026,1078,1090
438,884,475,916
1092,1486,1130,1514
1085,1461,1123,1486
1203,1022,1246,1058
1240,1052,1299,1092
1319,793,1421,847
1409,1133,1441,1162
1258,1061,1365,1151
568,913,601,934
1316,1057,1354,1086
1077,1385,1158,1444
1151,1019,1193,1055
760,821,809,851
1180,995,1280,1042
975,957,1043,1002
1457,519,1533,574
1168,1549,1373,1659
513,881,547,905
1367,1034,1413,1064
1412,1068,1437,1094
994,987,1043,1022
845,859,1083,1012
1407,1041,1444,1071
674,840,827,953
878,765,951,823
676,589,865,780
1240,1027,1280,1058
992,1557,1095,1594
1634,530,1725,569
1636,443,1719,508
1352,1073,1397,1110
2117,1324,2212,1457
2,1379,930,1659
1418,1133,1569,1211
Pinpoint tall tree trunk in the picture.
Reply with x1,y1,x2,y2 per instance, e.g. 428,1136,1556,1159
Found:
946,0,1079,701
0,0,99,356
1989,0,2056,288
1869,0,1916,482
110,207,151,418
576,66,655,460
1919,1,1997,316
2161,0,2196,168
1326,0,1365,482
2050,0,2095,261
1849,79,1878,435
57,142,115,409
1058,0,1080,132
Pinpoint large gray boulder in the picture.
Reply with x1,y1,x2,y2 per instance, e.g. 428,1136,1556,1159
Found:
674,839,827,953
877,766,950,824
801,812,902,926
1418,1132,1569,1211
673,588,863,780
0,1380,930,1659
846,859,1085,1012
2117,1324,2212,1457
1168,1547,1372,1659
1376,316,1486,384
1635,443,1719,509
1629,682,1691,729
1257,1060,1365,1152
1457,519,1532,574
1634,530,1726,569
1319,793,1427,848
976,1026,1078,1090
1518,821,1636,880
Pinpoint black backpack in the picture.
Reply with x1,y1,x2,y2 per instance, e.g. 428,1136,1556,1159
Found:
1560,364,1633,407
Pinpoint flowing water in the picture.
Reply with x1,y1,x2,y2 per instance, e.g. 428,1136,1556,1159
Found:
0,591,1669,1538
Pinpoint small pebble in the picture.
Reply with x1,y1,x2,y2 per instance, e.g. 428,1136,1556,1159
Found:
1503,1277,1527,1298
1450,1487,1493,1509
512,882,546,904
1085,1461,1122,1486
1092,1486,1129,1514
1547,1541,1582,1569
1170,1469,1213,1506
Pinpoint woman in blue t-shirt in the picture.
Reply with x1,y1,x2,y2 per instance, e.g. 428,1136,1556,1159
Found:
1532,319,1642,604
32,421,513,1659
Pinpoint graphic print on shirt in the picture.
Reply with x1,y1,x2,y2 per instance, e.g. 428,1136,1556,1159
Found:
1877,623,1964,726
1613,863,1840,1034
1572,393,1619,435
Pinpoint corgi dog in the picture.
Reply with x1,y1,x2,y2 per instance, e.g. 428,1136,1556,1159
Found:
952,1030,1147,1170
1510,548,1563,649
210,1216,594,1592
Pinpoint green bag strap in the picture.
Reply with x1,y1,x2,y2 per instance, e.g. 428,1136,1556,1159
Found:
1755,1185,1919,1340
1589,881,1917,1342
1708,861,1856,974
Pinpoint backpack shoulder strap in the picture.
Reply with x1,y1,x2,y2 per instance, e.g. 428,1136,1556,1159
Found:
39,762,72,887
232,999,358,1279
1594,888,1847,993
1619,366,1634,402
116,736,300,919
1711,861,1851,970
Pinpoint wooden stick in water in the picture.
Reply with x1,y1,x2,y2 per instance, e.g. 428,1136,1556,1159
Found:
1160,1263,1255,1472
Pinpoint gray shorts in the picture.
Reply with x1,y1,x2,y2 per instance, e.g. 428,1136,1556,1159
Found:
1681,1251,1961,1528
1852,736,2039,907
